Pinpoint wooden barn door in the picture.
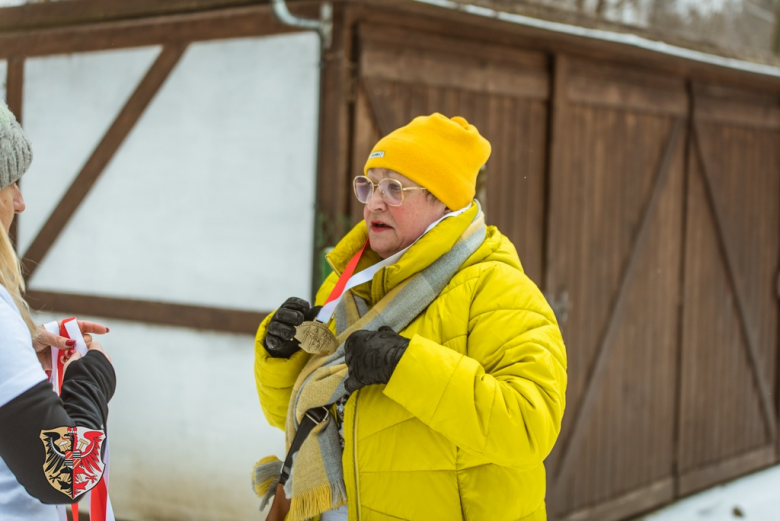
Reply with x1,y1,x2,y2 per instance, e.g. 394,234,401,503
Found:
545,57,688,521
676,84,780,495
351,25,550,283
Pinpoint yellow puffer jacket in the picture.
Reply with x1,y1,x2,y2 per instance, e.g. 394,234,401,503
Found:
255,205,567,520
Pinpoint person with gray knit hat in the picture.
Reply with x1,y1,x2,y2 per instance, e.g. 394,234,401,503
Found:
0,101,32,191
0,102,31,236
0,101,118,518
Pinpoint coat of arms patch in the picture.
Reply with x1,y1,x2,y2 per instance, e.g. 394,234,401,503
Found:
40,426,105,499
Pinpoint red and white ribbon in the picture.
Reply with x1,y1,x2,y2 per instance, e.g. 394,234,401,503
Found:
45,318,115,521
317,202,474,323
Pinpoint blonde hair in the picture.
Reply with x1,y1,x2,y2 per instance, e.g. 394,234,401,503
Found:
0,224,35,334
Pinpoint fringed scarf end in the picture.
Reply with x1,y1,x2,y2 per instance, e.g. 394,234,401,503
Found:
287,483,343,521
331,479,348,507
252,455,283,509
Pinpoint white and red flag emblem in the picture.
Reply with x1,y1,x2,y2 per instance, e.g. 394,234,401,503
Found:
45,318,115,521
39,426,106,499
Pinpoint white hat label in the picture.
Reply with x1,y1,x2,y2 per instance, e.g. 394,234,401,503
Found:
369,151,385,158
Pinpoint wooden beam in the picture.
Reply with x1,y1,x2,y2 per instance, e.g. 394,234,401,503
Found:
21,45,186,279
26,290,267,334
311,3,355,294
692,82,780,129
360,46,549,100
543,54,570,295
566,59,688,116
561,478,674,521
554,118,685,482
677,445,775,496
692,122,778,441
357,21,549,70
0,5,302,59
0,0,270,32
5,57,23,120
671,79,696,504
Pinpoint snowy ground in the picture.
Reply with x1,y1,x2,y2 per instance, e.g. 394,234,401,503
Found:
637,465,780,520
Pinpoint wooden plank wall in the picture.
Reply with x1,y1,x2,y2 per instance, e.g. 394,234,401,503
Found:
545,58,687,521
345,14,780,521
355,25,549,283
677,84,780,495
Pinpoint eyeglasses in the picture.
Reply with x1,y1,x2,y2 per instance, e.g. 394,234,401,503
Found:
353,176,427,207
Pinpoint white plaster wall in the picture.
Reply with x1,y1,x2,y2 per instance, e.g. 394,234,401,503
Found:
18,32,320,520
19,46,161,253
33,312,283,520
20,32,320,310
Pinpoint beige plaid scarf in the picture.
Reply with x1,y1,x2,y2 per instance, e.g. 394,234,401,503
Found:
254,210,486,520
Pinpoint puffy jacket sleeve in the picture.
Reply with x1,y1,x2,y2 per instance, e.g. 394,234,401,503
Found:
254,314,311,430
254,273,339,430
383,263,567,469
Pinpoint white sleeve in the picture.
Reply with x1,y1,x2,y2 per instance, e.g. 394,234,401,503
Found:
0,287,47,408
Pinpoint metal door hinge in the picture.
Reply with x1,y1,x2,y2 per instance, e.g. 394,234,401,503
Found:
545,290,570,325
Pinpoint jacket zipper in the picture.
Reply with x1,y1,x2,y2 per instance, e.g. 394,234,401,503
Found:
351,390,361,520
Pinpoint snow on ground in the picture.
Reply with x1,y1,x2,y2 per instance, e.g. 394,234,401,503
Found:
639,465,780,520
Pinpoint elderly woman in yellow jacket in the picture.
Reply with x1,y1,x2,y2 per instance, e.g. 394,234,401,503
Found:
253,114,567,521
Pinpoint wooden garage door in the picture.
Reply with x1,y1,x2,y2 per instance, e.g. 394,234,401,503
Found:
352,24,550,283
545,57,688,521
677,83,780,495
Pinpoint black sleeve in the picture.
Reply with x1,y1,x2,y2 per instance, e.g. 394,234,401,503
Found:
60,350,115,430
0,350,116,504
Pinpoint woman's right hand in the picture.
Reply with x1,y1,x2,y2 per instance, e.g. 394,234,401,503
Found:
32,320,109,354
264,297,321,358
34,320,111,372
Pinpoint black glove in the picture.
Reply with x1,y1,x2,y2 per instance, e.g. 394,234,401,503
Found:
344,326,409,393
264,297,321,358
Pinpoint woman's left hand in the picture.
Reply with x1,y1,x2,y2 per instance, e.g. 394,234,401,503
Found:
33,320,110,370
344,326,409,393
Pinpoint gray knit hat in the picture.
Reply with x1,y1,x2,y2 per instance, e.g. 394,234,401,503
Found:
0,101,32,189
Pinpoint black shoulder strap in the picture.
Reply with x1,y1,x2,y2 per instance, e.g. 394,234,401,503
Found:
279,406,330,486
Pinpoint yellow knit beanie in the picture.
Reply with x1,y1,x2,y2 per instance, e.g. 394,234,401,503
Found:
363,113,491,210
